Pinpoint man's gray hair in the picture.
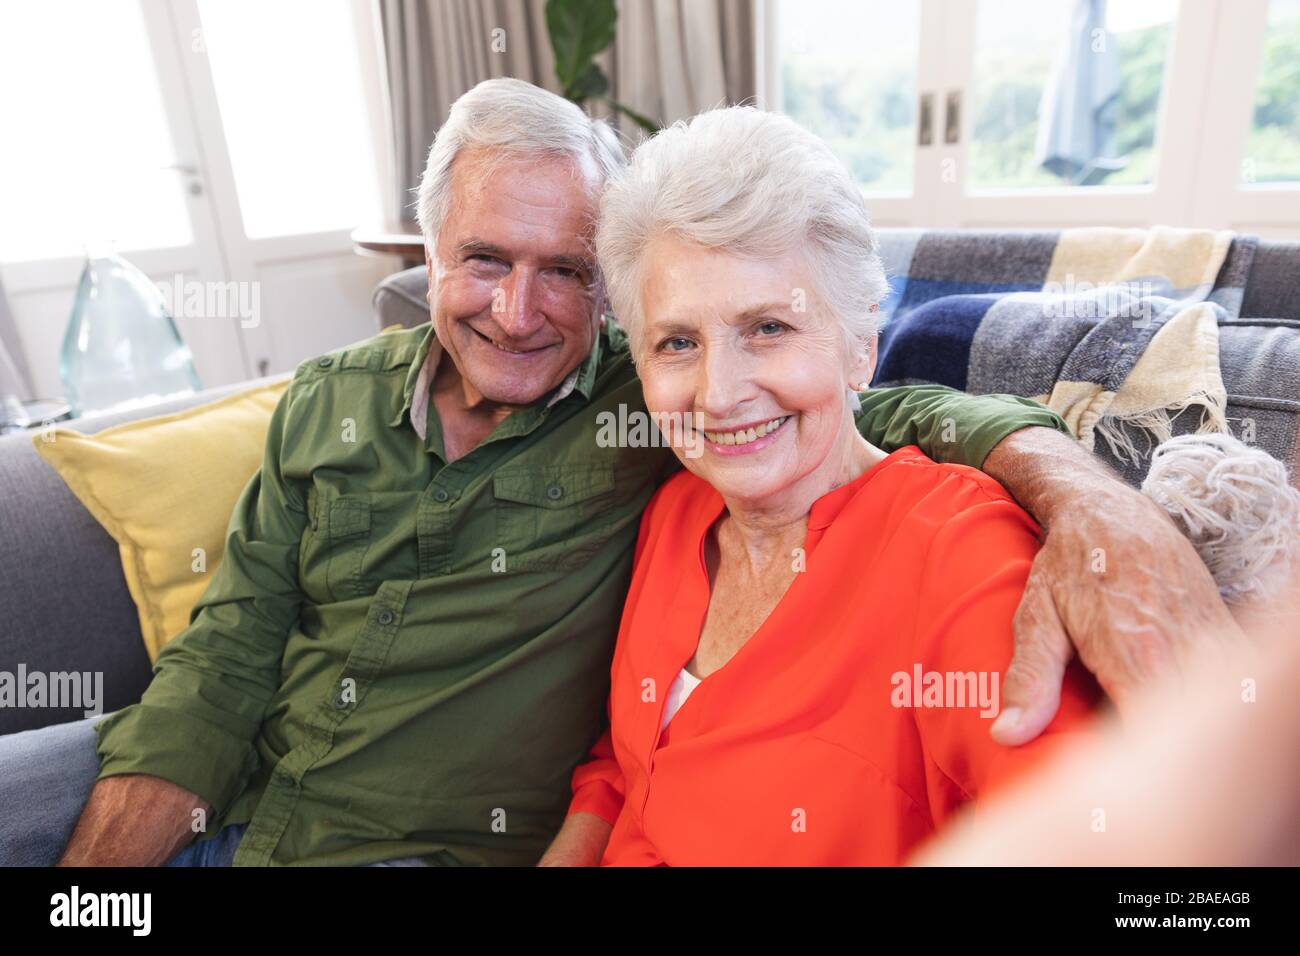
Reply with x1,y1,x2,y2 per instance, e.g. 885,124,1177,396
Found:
596,106,890,352
415,78,626,250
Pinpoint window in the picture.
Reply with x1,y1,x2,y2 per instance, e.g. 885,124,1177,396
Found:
778,0,920,194
1242,0,1300,184
769,0,1300,231
0,0,192,261
197,0,382,237
967,0,1177,190
1,0,391,392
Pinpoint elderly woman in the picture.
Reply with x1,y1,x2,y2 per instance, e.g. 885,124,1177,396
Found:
539,107,1099,867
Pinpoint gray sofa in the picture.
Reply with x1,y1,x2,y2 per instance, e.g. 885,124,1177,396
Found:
2,228,1297,738
0,377,286,735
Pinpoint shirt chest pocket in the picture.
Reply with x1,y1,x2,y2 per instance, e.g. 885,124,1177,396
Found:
492,464,620,572
301,489,373,602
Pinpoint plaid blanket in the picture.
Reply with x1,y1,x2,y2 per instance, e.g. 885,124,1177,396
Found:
874,227,1259,458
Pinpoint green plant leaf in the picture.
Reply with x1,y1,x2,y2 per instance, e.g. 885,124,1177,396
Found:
569,62,609,101
602,97,660,133
546,0,616,95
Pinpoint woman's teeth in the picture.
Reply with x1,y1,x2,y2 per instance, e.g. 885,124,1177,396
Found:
703,416,790,446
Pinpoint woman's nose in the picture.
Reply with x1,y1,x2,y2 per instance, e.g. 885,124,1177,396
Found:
697,346,749,420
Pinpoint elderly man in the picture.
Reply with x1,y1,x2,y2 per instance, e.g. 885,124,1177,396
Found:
3,79,1231,867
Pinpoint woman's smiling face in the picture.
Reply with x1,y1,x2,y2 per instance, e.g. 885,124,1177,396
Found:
636,234,874,504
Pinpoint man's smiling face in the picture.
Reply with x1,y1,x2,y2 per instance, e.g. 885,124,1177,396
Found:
427,147,603,408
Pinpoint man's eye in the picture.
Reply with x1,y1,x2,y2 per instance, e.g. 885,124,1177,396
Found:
548,267,582,280
469,254,504,267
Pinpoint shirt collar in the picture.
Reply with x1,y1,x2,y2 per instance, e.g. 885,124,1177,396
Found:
807,447,921,530
391,323,603,441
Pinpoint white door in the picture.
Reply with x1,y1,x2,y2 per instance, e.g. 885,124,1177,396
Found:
163,0,393,379
0,0,248,392
0,0,393,401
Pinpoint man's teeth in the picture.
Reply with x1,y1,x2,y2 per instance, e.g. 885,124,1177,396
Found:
703,416,790,446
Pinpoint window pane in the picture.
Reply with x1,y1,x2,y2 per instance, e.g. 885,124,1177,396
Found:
968,0,1176,190
778,0,920,194
197,0,382,237
1242,0,1300,184
0,1,192,261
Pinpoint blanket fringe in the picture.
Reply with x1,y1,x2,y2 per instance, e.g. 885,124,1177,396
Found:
1094,389,1231,464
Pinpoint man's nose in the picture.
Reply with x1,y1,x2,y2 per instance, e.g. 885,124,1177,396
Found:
494,268,545,339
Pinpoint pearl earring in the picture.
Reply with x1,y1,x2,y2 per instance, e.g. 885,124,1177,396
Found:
854,381,870,390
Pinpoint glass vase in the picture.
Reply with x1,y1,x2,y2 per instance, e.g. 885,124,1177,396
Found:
60,249,201,417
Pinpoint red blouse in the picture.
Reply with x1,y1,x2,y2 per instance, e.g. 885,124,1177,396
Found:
568,446,1100,866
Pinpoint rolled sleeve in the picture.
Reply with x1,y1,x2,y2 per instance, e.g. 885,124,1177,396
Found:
567,728,625,827
856,385,1070,469
94,703,260,813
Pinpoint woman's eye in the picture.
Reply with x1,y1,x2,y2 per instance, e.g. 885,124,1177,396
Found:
758,320,785,335
659,336,694,353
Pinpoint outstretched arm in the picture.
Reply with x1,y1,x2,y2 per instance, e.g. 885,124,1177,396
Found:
854,384,1069,469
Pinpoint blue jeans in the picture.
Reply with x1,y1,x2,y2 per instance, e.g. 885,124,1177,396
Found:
0,715,425,866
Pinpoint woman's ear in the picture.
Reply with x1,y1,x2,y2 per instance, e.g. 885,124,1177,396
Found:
850,331,878,391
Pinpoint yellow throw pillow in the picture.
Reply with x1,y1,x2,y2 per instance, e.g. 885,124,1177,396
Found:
33,379,290,661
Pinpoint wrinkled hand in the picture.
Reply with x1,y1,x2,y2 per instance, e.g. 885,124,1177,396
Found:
992,485,1240,745
980,427,1242,746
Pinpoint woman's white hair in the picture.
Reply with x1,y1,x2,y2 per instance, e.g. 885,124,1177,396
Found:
415,78,626,251
596,105,889,354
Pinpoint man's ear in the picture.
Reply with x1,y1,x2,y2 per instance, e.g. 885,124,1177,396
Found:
425,245,436,308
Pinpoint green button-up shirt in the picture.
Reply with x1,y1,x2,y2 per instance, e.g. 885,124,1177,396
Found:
94,320,1067,866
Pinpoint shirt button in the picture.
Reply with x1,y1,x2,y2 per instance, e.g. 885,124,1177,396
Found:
546,484,564,500
377,609,394,626
317,356,333,368
433,488,449,503
333,690,349,710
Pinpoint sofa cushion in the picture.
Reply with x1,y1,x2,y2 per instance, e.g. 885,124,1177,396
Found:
33,379,290,662
0,377,286,735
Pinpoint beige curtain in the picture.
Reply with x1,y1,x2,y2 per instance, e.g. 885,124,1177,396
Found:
604,0,755,130
376,0,756,221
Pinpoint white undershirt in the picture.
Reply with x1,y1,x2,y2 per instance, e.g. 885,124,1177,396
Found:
660,667,703,730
